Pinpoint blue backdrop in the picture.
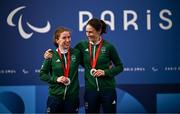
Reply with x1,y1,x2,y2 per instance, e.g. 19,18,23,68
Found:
0,0,180,113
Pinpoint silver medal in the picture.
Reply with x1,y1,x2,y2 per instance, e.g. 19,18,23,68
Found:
90,68,97,76
64,78,71,86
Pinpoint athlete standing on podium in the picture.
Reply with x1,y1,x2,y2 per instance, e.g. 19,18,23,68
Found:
40,27,80,113
75,18,123,113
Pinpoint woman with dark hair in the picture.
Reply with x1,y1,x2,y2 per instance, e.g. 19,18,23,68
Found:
75,18,123,113
40,27,80,113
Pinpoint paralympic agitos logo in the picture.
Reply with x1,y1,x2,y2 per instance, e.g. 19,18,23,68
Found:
7,6,51,39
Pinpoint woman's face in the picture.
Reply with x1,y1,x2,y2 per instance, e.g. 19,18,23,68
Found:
86,24,101,42
56,31,71,49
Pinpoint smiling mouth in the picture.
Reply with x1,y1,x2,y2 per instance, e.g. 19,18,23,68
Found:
88,37,93,40
65,44,70,47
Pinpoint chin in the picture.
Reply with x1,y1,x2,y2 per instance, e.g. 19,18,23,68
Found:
65,46,70,49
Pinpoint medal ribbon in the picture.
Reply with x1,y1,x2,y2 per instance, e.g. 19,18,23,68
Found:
89,39,103,69
57,48,71,77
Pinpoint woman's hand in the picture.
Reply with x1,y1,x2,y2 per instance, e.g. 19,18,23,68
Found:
93,69,105,77
44,49,53,59
57,76,69,84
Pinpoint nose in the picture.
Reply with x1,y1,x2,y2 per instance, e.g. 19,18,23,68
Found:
66,38,71,42
86,32,90,36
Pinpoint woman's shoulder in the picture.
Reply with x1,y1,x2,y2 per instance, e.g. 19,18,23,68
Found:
102,39,113,47
70,48,80,55
71,47,79,52
77,40,88,45
75,39,88,49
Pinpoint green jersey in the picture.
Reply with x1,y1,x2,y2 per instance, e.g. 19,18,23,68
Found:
39,48,80,99
75,39,123,91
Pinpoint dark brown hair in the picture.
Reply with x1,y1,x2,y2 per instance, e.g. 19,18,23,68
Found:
86,18,107,35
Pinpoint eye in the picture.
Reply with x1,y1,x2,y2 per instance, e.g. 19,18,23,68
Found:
86,31,90,34
62,36,66,40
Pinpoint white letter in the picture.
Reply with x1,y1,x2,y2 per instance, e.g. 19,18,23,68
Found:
79,11,93,31
101,10,115,31
159,9,172,30
124,10,138,30
147,10,151,30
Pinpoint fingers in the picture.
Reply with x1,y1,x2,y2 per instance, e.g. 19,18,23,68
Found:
57,76,64,83
44,49,53,59
57,76,69,84
57,76,63,83
47,49,52,52
93,69,105,77
109,61,113,69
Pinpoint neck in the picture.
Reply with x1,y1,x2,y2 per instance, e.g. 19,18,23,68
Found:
94,37,101,43
58,46,68,54
90,37,102,45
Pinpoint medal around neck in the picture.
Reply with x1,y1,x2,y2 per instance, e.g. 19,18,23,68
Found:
64,78,71,86
90,68,97,76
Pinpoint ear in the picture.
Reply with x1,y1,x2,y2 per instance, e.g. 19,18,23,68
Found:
55,38,59,44
98,30,101,35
